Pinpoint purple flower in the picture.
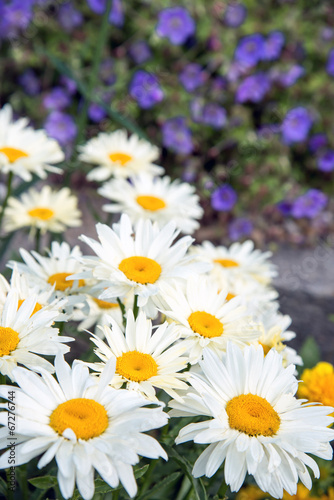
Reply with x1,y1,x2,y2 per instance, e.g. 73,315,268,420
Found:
317,149,334,172
262,31,285,61
88,103,107,122
60,76,77,95
202,104,227,129
279,65,305,87
326,48,334,77
277,200,293,216
86,0,124,26
179,63,206,92
128,41,152,65
156,7,195,45
281,107,313,144
291,189,328,219
236,73,271,103
224,3,247,28
43,87,71,111
44,111,77,146
226,61,248,82
228,217,253,240
162,117,194,155
234,34,264,68
2,0,32,37
18,70,41,96
190,99,227,129
58,2,83,32
211,184,237,211
129,70,164,109
309,133,327,153
100,59,116,85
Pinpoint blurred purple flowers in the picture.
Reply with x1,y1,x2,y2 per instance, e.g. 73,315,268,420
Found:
179,64,207,92
326,49,334,77
291,189,328,219
234,34,264,67
129,41,152,65
156,7,195,45
281,107,313,144
228,217,253,240
223,3,247,28
236,73,271,103
317,150,334,172
43,88,71,111
86,0,124,26
44,111,77,146
162,117,194,155
211,185,237,211
129,71,164,109
262,31,285,61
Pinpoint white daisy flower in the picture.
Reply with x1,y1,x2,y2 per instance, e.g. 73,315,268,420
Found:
192,240,277,286
0,266,67,321
0,290,72,380
78,129,163,181
255,307,302,368
170,344,334,499
0,104,64,181
157,275,261,364
8,242,87,312
3,185,82,235
72,293,124,336
98,174,203,234
0,356,168,499
86,310,190,401
78,214,209,318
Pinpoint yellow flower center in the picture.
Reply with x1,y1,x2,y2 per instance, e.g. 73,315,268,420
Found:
136,195,166,211
118,256,161,284
226,292,236,301
28,207,54,220
116,351,158,382
109,152,132,165
259,342,272,356
298,362,334,410
188,311,224,338
0,147,29,163
214,258,239,268
0,327,20,356
47,272,85,292
93,298,119,310
18,299,43,317
49,398,109,440
226,393,280,437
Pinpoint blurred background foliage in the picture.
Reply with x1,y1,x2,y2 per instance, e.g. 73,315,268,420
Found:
1,0,334,246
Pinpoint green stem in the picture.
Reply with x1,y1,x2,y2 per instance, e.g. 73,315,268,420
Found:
133,294,139,320
217,480,228,499
35,228,41,253
138,460,157,497
112,490,119,500
0,171,13,235
117,298,126,328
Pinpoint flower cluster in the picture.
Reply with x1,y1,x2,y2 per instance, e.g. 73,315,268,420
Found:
0,109,333,499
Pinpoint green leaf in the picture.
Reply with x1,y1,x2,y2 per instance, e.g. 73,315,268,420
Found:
29,475,58,489
299,337,320,370
136,471,181,500
164,445,208,500
93,465,150,494
0,476,7,496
